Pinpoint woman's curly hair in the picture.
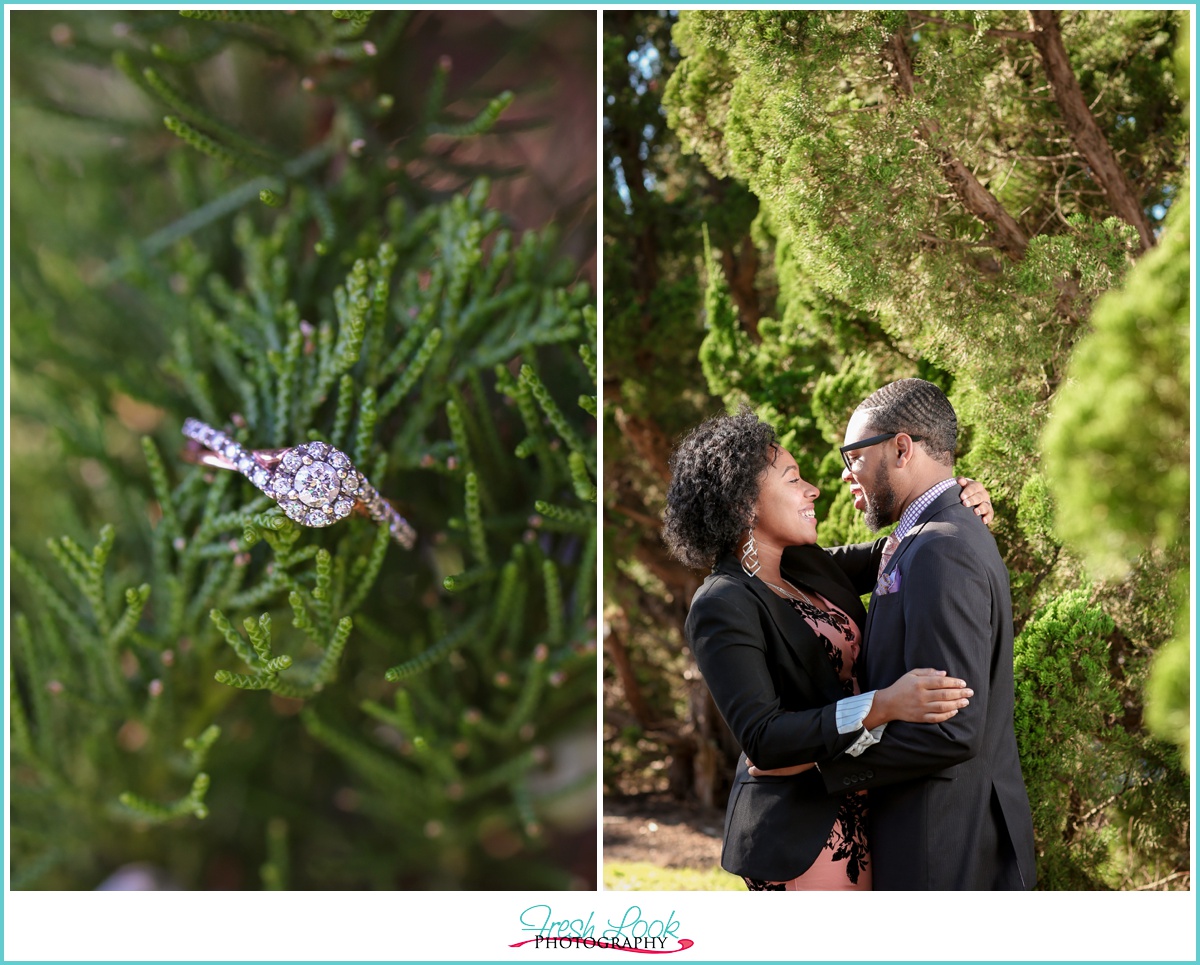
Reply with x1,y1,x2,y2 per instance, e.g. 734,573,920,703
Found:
662,409,778,569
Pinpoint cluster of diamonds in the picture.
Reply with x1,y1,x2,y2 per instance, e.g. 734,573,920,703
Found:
268,441,361,529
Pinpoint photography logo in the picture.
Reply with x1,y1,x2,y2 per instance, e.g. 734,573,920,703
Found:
511,904,694,953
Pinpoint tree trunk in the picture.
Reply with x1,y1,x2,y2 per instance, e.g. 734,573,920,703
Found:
1028,11,1155,251
603,612,657,728
883,30,1030,260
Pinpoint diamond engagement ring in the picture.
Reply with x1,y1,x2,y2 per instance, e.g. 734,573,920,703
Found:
181,417,416,549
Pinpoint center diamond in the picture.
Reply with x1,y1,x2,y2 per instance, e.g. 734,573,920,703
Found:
293,461,341,507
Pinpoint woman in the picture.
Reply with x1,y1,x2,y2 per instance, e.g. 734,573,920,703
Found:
662,410,990,891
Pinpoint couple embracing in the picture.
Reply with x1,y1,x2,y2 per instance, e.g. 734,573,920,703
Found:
663,379,1036,891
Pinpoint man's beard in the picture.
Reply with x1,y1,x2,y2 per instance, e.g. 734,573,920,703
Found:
862,461,897,532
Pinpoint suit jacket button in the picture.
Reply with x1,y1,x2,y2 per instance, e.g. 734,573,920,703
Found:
842,777,852,786
866,770,874,779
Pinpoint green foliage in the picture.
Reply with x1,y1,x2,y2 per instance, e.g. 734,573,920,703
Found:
1014,590,1187,888
1042,196,1190,578
12,10,595,890
622,8,1190,888
666,9,1184,502
1013,590,1119,887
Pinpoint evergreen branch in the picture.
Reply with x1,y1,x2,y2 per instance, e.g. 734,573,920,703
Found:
228,569,302,610
360,697,406,731
332,9,374,32
111,50,163,104
578,341,597,385
262,655,294,674
13,615,52,757
352,385,378,464
420,53,452,126
568,451,597,502
391,689,421,736
210,607,260,669
463,472,490,565
409,735,461,785
12,551,95,645
270,316,305,446
520,364,592,473
429,90,514,137
445,397,471,469
486,557,522,652
581,304,596,358
165,331,219,426
99,143,334,282
496,364,549,467
343,522,391,614
311,548,334,629
570,527,597,623
384,612,486,682
310,616,353,691
379,315,432,384
141,436,182,544
117,772,211,823
377,328,443,417
365,244,397,371
10,676,34,759
143,66,282,162
442,565,497,594
533,500,591,531
503,644,550,737
260,817,289,890
310,186,337,255
288,590,313,632
183,724,221,770
245,612,272,663
541,559,564,643
331,374,355,449
106,584,151,649
150,34,227,64
501,559,529,653
213,669,274,690
301,709,411,793
511,779,541,837
44,537,95,610
459,748,542,801
182,558,228,630
164,114,270,173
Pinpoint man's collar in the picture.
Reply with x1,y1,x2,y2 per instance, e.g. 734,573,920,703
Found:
893,476,958,540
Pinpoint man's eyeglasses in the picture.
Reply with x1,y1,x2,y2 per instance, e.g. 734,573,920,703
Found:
839,432,924,473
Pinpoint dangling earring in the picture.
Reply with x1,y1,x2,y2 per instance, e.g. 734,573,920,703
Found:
740,526,761,578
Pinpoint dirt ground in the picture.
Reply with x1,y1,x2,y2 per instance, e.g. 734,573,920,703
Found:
602,794,725,869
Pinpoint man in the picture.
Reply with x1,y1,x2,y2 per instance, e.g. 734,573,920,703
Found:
818,378,1036,890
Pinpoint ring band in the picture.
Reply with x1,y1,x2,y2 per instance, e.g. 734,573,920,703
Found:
181,418,416,549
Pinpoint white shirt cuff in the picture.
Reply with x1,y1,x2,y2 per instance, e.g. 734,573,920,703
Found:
835,690,888,757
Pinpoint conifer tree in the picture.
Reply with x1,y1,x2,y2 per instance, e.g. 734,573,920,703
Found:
12,9,596,890
604,8,1187,888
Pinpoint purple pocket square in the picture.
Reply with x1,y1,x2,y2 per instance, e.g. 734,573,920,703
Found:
875,568,902,596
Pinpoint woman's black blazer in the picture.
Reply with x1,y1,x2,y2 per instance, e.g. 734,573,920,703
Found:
683,540,883,881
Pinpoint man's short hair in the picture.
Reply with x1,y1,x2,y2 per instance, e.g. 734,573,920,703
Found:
857,378,957,466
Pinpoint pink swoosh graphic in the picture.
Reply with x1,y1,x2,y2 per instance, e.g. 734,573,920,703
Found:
509,937,694,954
